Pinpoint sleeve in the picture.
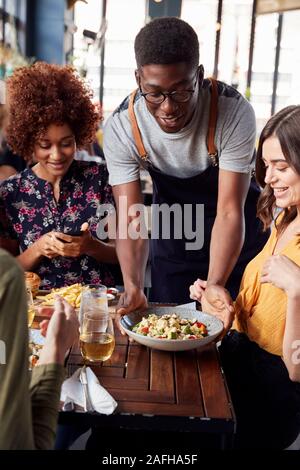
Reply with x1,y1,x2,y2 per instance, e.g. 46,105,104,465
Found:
29,364,66,450
99,162,115,208
103,113,141,186
219,97,256,174
0,251,34,449
0,249,65,450
0,182,18,239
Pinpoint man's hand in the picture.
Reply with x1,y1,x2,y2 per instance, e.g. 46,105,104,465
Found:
116,287,148,334
261,254,300,297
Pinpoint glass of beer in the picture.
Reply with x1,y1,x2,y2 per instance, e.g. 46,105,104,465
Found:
27,287,35,328
79,285,115,363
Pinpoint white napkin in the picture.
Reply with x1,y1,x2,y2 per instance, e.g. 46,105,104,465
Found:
176,301,196,310
61,366,117,414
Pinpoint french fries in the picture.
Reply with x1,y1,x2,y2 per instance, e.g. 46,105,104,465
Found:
36,283,85,308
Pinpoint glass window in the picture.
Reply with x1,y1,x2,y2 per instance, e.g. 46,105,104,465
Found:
5,0,16,16
103,0,146,118
181,0,218,77
250,12,278,133
218,0,253,95
275,9,300,113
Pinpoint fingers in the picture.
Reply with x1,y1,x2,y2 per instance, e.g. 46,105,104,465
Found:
116,312,126,335
116,306,131,316
53,232,73,243
39,319,49,337
216,288,234,312
80,222,89,232
189,280,205,301
53,295,74,317
196,278,207,288
38,306,54,318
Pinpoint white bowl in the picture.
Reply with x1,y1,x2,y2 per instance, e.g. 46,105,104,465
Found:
120,306,223,352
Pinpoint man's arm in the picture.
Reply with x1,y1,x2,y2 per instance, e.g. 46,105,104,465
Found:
113,180,148,314
207,169,251,286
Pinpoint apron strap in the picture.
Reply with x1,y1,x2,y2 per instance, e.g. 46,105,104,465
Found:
206,77,219,167
128,78,219,165
128,89,148,160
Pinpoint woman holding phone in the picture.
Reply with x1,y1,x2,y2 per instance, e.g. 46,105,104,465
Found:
0,62,117,289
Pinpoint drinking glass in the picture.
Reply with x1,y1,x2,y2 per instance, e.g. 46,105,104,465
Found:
27,287,35,327
79,285,115,363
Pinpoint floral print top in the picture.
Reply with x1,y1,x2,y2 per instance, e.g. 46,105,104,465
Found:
0,160,115,289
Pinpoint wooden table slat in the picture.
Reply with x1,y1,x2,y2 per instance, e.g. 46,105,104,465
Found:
108,388,175,403
102,344,127,368
116,401,204,417
197,344,233,420
99,376,149,390
150,349,174,397
126,343,150,381
174,349,204,412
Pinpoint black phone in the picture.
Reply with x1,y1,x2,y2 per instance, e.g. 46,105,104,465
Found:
66,229,83,237
55,227,82,242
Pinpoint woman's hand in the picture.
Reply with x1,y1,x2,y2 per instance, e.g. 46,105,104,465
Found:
38,296,79,365
51,223,91,258
35,232,61,259
201,284,235,332
190,278,235,333
261,254,300,297
189,278,207,302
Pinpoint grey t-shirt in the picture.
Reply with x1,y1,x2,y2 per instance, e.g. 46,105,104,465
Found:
104,79,256,186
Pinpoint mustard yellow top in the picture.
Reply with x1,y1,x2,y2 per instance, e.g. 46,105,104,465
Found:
233,221,300,356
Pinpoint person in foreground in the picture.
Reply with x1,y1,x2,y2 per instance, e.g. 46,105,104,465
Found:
190,105,300,449
0,62,117,289
104,17,268,314
0,248,79,449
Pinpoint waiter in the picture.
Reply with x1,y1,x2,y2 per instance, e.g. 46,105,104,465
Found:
104,17,268,311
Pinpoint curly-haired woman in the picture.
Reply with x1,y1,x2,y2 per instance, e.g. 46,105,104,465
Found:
0,62,117,289
190,105,300,449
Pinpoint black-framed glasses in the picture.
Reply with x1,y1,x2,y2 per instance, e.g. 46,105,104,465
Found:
139,70,199,105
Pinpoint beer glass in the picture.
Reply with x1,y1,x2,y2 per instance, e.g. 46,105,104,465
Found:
79,285,115,363
27,287,35,327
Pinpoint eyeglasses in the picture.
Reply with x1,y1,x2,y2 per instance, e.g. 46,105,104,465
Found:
139,71,198,105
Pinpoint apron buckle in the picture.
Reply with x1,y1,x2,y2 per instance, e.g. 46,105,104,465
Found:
208,152,219,167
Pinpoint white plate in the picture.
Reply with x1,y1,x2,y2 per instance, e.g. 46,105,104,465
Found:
120,306,223,352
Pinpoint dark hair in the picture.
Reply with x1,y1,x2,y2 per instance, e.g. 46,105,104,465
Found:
134,17,199,69
256,105,300,233
6,62,100,161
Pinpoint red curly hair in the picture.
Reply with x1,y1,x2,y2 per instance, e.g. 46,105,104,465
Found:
6,62,101,161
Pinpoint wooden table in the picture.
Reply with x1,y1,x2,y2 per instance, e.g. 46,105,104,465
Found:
59,315,236,449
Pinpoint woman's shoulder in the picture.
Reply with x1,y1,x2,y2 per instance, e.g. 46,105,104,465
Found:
72,159,109,180
0,170,23,194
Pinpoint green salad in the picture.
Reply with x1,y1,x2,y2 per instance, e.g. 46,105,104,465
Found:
132,313,208,340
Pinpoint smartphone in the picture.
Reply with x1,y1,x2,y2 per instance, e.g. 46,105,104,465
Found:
55,227,82,243
66,229,83,237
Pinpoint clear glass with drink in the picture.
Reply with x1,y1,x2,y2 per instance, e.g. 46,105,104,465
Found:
79,285,115,363
27,287,35,327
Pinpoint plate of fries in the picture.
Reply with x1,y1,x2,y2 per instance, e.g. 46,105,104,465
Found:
36,283,119,308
